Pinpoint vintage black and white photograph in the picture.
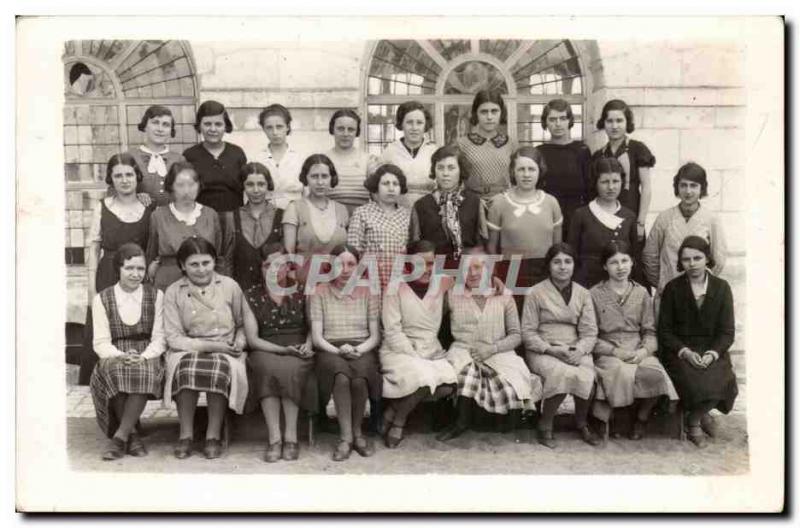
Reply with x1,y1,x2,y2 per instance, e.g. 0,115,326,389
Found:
14,14,784,513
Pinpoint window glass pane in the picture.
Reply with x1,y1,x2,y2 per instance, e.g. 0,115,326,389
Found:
517,103,583,147
444,61,508,95
511,40,582,95
430,39,471,61
479,40,522,62
368,40,440,95
366,104,434,153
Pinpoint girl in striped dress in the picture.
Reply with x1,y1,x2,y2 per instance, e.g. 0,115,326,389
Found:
90,243,165,460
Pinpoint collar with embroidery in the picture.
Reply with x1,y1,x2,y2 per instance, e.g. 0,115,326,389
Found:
467,132,509,148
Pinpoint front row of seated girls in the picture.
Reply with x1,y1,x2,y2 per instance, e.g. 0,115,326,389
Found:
89,233,737,463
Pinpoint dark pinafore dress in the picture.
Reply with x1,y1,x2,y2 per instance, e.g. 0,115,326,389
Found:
89,284,164,437
79,200,152,385
231,207,283,291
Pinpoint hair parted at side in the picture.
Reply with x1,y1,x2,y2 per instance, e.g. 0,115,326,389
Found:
299,153,339,188
163,160,200,195
239,162,275,190
259,104,293,135
112,242,146,273
470,89,508,126
406,239,436,255
364,164,408,194
177,236,217,273
672,161,709,198
329,109,361,137
676,235,714,272
194,100,233,134
600,240,633,266
395,101,433,132
330,243,361,261
544,242,578,272
429,145,466,183
106,153,144,186
590,156,626,192
137,105,176,137
541,98,574,130
596,99,635,133
509,146,547,187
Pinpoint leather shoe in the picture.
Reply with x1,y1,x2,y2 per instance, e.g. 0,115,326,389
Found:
436,424,468,442
127,433,148,457
332,440,352,462
282,442,299,461
629,420,647,441
203,438,223,459
579,425,602,447
687,426,707,448
353,437,375,457
536,428,557,449
700,414,718,438
384,424,404,449
264,442,282,463
102,437,127,460
173,438,193,459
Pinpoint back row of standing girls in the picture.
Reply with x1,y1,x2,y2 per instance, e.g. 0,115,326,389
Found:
82,90,728,384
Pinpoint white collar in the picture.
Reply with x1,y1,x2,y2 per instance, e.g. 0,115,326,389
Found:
588,199,624,230
169,202,203,225
114,283,143,302
264,144,298,159
505,190,545,217
139,144,169,156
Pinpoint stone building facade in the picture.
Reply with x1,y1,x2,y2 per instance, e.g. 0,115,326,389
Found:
64,37,746,373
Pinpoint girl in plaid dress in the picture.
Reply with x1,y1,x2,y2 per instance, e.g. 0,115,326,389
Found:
310,245,382,462
89,243,165,460
437,246,542,442
163,237,249,460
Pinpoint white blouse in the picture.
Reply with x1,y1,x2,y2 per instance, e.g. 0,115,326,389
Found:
92,284,166,359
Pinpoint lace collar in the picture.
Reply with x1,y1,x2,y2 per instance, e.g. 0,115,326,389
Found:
169,202,203,226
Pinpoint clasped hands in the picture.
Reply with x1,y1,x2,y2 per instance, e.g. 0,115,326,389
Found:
547,342,584,366
681,348,717,369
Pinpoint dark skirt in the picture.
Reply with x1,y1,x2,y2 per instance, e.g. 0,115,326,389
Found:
90,356,164,437
662,354,738,414
248,349,317,412
172,352,232,398
79,256,122,385
314,340,382,406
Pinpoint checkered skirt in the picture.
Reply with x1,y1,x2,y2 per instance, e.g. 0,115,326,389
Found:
171,352,232,398
456,362,535,415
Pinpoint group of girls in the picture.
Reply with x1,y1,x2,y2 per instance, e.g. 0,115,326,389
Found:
84,89,736,464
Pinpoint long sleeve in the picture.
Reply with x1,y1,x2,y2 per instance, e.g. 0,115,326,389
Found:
408,206,421,242
145,210,160,263
709,281,735,357
521,293,550,353
593,337,618,356
657,281,686,357
566,209,583,257
230,281,248,350
346,209,366,253
92,294,125,358
381,293,416,356
710,214,728,277
638,291,658,354
575,293,598,355
141,290,166,359
163,285,204,352
642,213,665,288
211,210,230,276
493,296,521,353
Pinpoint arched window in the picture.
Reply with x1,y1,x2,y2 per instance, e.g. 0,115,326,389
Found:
364,39,585,155
62,40,198,264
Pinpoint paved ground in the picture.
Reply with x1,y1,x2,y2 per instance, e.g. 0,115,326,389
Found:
66,381,749,476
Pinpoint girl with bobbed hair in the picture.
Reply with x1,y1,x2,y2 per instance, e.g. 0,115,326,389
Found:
379,100,438,206
642,161,727,295
183,100,248,214
657,235,737,448
347,164,411,290
254,104,305,209
457,89,517,202
89,242,166,460
591,99,655,244
409,145,486,265
521,242,602,449
126,105,186,207
325,109,380,212
81,153,154,384
283,154,350,281
534,98,592,238
589,240,678,440
162,236,249,460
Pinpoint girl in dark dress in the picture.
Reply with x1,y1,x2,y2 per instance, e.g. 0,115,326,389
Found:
568,157,639,289
243,242,314,463
657,236,738,448
535,98,592,239
232,162,283,290
409,145,485,266
81,153,153,384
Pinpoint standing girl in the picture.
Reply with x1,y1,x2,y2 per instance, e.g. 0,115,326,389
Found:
325,109,379,212
256,104,305,210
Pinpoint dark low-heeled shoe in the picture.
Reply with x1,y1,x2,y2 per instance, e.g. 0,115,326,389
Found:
282,442,299,461
353,437,375,457
332,440,352,462
629,420,647,441
687,426,707,448
435,423,468,442
127,433,148,457
579,425,602,447
173,438,193,459
102,437,127,461
264,442,282,463
536,428,557,449
203,438,223,459
700,414,718,438
384,424,405,449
